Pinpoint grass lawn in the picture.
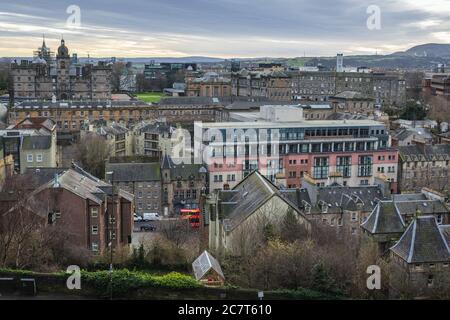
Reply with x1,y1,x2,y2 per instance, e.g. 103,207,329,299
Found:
135,92,164,103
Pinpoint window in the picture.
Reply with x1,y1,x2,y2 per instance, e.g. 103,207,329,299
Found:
91,242,99,252
91,207,98,218
92,225,98,235
313,157,329,179
36,154,43,162
358,155,373,177
27,154,33,162
336,156,351,178
437,214,443,224
351,212,358,221
427,275,434,287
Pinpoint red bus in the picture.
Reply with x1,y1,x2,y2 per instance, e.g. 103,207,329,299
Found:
180,208,201,229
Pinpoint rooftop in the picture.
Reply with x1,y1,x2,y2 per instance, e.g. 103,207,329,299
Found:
105,162,161,182
390,216,450,263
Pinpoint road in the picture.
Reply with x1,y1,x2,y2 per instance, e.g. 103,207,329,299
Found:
131,218,180,247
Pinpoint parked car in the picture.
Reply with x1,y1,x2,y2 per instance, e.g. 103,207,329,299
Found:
140,224,156,232
143,212,161,221
133,213,143,222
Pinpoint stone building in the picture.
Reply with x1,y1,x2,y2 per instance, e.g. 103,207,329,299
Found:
392,128,434,147
133,122,172,158
80,122,133,157
288,175,390,238
9,100,156,137
231,69,292,101
398,143,450,194
156,97,229,129
185,72,231,97
330,91,375,116
0,117,57,173
389,216,450,298
161,154,207,216
10,38,111,101
105,162,162,215
205,170,310,255
361,188,450,255
291,71,406,107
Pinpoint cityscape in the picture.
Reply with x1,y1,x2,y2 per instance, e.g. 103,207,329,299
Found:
0,0,449,307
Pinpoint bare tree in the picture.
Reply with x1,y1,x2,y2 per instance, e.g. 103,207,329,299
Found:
74,133,111,178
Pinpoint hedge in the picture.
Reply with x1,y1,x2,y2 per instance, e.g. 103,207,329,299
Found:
0,268,340,300
81,269,201,297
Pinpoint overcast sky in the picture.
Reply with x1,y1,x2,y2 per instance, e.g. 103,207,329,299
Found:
0,0,449,58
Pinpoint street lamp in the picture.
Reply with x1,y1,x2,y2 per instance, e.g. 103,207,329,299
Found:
106,170,114,300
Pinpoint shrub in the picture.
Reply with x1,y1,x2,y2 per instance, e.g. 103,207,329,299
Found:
81,269,201,297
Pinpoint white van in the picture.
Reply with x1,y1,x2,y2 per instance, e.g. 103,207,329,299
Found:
143,212,161,221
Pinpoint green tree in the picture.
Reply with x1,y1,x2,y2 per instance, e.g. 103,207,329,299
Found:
311,263,338,294
400,100,427,121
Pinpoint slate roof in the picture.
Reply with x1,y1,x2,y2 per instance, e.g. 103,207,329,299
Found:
279,189,311,210
303,185,384,214
393,193,427,201
11,117,56,132
105,162,161,182
29,164,134,204
326,112,369,120
137,122,171,134
398,144,450,162
394,199,449,216
158,96,275,106
192,250,225,281
21,135,52,150
332,91,370,100
393,128,433,142
361,200,406,235
439,225,450,248
161,154,206,179
14,100,149,110
390,216,450,263
98,123,128,136
218,171,306,231
24,167,67,189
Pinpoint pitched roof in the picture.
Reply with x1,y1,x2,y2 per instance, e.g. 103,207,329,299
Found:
33,164,134,204
361,200,406,234
333,91,370,100
439,225,450,248
24,167,67,189
394,199,449,216
398,144,450,162
105,162,161,182
218,171,306,231
390,216,450,263
192,250,224,281
393,128,433,142
307,185,383,214
21,135,52,150
98,123,128,136
11,117,56,132
279,189,311,210
161,154,207,178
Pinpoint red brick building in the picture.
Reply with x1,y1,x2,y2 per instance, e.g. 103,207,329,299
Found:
1,164,134,254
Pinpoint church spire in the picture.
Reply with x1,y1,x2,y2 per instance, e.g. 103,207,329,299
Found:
42,34,46,48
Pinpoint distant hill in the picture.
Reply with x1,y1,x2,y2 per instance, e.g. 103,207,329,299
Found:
393,43,450,58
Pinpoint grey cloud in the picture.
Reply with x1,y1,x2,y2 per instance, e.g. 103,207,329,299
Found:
0,0,448,57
